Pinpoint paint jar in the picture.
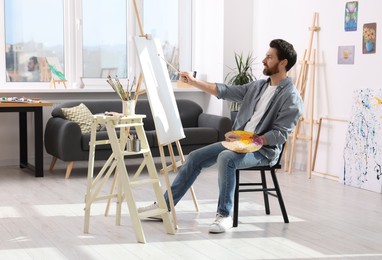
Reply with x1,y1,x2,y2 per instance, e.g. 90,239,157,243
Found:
127,137,140,152
122,100,135,115
132,139,141,152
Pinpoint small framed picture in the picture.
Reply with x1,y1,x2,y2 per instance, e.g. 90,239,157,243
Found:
362,23,377,54
344,1,358,32
338,46,355,64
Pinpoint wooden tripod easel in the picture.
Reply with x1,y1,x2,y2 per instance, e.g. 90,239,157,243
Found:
133,0,199,229
105,0,199,230
50,78,67,89
286,12,320,179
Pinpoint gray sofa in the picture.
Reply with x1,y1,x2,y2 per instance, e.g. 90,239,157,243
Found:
45,99,232,178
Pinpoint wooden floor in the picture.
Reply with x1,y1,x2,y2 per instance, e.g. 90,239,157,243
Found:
0,158,381,260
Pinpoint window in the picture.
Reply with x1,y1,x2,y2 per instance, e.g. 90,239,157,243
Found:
4,0,64,83
144,0,179,80
1,0,191,89
82,0,127,78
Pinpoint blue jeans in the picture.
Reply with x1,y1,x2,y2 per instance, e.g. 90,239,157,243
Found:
164,142,270,217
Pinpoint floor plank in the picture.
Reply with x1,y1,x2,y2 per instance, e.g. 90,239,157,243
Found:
0,158,381,259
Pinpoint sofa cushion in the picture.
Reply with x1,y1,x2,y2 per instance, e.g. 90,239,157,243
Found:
181,127,218,145
61,103,93,134
177,99,203,127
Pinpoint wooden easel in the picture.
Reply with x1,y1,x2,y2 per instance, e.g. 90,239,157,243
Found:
311,116,348,178
133,1,199,229
157,138,200,230
46,57,67,89
286,12,320,178
105,0,199,230
50,78,67,89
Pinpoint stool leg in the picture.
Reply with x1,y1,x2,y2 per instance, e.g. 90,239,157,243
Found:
261,170,270,215
270,170,289,223
233,169,240,227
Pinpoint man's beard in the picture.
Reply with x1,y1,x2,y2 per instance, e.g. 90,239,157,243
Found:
263,63,279,76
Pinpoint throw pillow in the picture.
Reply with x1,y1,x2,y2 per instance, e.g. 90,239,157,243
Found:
61,103,94,134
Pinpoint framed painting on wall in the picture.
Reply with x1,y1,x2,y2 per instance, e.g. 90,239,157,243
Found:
344,1,358,32
362,23,377,54
338,45,355,64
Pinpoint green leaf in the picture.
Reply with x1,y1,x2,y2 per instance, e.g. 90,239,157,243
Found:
225,51,257,111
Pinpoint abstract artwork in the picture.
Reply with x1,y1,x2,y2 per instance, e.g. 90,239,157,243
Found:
344,1,358,32
343,89,382,193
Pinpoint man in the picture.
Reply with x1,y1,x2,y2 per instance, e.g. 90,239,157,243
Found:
27,56,41,82
139,39,303,233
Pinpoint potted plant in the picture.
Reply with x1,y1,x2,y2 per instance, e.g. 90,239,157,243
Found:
225,52,256,120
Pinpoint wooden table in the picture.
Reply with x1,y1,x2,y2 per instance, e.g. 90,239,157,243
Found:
0,101,53,177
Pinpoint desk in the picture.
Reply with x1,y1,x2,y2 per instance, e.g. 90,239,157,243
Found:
0,101,53,177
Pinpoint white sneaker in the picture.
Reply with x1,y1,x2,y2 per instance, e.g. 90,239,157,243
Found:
209,213,233,233
137,202,162,220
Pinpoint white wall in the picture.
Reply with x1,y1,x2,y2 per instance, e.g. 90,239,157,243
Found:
248,0,382,176
192,0,225,116
2,0,380,179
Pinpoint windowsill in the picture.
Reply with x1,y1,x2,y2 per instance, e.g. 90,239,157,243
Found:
0,82,201,94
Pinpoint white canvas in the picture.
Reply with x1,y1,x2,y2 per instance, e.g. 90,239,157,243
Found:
133,36,185,145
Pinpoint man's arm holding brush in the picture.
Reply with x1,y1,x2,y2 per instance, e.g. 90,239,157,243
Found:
178,71,218,96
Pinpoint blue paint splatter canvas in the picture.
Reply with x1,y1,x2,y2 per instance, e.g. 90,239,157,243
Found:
343,89,382,193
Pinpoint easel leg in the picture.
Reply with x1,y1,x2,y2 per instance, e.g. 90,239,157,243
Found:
174,142,199,212
159,145,178,229
307,50,316,179
312,118,323,173
189,186,199,212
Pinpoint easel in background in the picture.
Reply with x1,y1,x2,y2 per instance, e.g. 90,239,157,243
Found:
105,0,199,230
46,57,67,89
311,116,348,178
285,12,320,179
50,76,67,89
37,57,52,82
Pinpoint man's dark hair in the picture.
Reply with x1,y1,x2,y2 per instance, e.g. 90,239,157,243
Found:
269,39,297,71
30,56,38,65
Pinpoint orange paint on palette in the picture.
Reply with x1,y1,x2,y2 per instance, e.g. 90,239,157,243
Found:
222,130,263,153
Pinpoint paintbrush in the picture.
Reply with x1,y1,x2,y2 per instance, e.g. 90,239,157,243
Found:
158,54,180,73
129,76,136,100
115,75,128,100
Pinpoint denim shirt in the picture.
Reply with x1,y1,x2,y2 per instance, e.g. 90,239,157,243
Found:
216,77,303,166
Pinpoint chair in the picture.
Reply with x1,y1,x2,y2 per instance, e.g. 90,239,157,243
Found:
233,145,289,227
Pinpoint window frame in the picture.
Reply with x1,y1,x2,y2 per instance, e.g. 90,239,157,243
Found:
0,0,192,91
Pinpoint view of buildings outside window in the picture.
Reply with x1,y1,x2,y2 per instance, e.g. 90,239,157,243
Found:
82,0,127,78
144,0,179,80
4,0,182,84
4,0,64,82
